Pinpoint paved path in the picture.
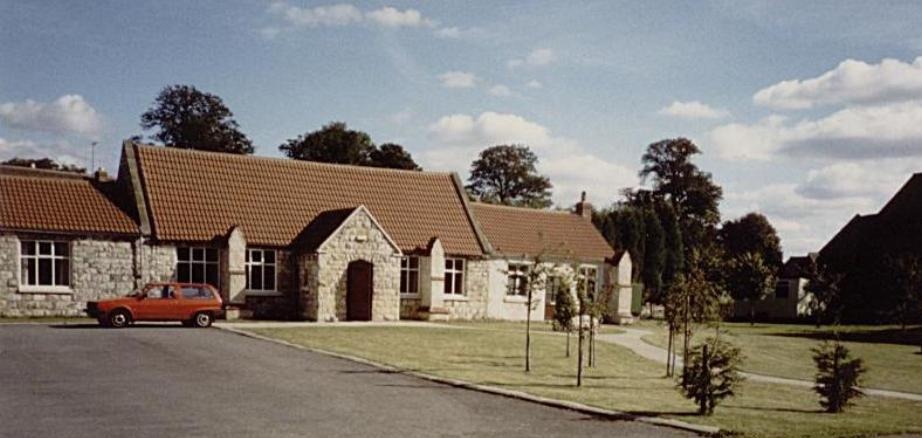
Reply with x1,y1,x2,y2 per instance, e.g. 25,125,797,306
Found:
598,327,922,402
0,324,693,438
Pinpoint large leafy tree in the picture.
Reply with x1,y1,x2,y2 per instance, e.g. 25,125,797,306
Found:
719,213,783,273
280,122,375,165
725,252,776,325
368,143,421,170
1,157,85,174
639,138,723,249
466,144,552,208
141,85,254,154
279,123,422,170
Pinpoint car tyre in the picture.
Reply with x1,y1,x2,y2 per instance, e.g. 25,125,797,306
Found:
192,312,213,328
108,309,131,328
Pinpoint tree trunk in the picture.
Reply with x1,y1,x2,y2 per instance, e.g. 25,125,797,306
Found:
683,294,691,380
666,325,674,377
588,318,594,368
750,301,755,326
566,330,571,358
577,314,584,387
699,344,711,415
525,291,532,373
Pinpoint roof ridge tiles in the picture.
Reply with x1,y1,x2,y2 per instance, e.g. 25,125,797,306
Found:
132,142,454,177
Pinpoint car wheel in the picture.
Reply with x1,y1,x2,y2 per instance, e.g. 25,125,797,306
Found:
192,312,213,328
108,309,131,328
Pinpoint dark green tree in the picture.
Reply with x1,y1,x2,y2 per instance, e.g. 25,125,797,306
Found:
719,213,783,273
725,252,776,325
678,338,745,415
812,341,867,413
280,122,375,165
642,208,666,303
881,253,922,331
369,143,421,170
805,260,844,327
639,138,723,250
552,275,577,357
1,157,86,174
466,144,552,208
141,85,254,154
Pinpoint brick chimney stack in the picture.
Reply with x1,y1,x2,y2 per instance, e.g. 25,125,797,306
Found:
575,191,593,220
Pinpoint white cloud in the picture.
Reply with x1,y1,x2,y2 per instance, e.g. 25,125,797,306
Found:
433,26,485,39
508,48,556,68
267,2,437,32
366,7,433,28
425,111,636,205
658,100,729,119
438,71,479,88
796,162,903,200
526,80,543,89
276,3,363,27
0,138,86,168
710,102,922,160
389,108,413,125
754,57,922,110
488,84,512,97
0,95,103,139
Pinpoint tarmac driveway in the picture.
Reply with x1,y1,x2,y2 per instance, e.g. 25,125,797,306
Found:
0,324,694,437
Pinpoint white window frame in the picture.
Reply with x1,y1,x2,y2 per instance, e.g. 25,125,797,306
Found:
245,248,278,294
400,256,420,296
176,247,220,287
444,258,465,296
18,240,72,293
506,263,530,297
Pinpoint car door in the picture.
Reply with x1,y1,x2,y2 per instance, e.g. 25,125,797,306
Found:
136,284,177,320
178,285,208,320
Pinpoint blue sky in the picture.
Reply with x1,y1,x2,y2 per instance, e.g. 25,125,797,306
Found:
3,1,922,256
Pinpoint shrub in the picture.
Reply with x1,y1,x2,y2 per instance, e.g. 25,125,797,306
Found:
678,338,745,415
812,341,867,413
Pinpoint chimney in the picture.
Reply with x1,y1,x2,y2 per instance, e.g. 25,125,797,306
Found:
575,191,593,220
94,167,110,182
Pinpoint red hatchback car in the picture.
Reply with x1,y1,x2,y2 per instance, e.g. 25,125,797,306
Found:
86,282,223,328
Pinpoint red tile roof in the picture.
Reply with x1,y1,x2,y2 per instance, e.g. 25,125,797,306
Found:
134,145,486,255
469,202,615,261
0,167,138,235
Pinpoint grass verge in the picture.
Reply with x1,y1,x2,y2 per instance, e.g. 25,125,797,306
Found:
245,324,922,438
636,321,922,394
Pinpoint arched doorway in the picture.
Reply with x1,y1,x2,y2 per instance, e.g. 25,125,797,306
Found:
346,260,373,321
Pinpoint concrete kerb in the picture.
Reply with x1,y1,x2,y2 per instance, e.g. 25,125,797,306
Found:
217,325,721,436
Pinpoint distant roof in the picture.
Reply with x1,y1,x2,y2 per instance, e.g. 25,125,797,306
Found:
133,144,486,255
469,202,615,261
781,253,817,279
0,166,137,235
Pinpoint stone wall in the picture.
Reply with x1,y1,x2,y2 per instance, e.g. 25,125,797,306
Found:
139,243,176,285
400,297,422,320
0,233,140,317
442,258,490,319
312,209,401,321
246,249,299,319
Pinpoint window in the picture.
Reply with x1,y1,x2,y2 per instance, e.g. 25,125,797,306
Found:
146,285,176,299
176,247,219,287
246,249,277,292
507,263,529,296
546,275,564,303
400,256,420,295
578,266,598,299
444,258,465,295
20,240,70,287
775,281,789,299
181,286,212,300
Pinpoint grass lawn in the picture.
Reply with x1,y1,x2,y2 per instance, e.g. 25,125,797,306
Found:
445,320,625,335
636,320,922,394
246,323,922,438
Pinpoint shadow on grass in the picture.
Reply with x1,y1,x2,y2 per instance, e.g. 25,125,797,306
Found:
771,326,922,347
725,405,824,414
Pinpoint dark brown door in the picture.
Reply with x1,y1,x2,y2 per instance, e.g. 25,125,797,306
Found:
346,260,373,321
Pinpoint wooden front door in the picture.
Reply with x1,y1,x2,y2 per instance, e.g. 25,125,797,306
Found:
346,260,373,321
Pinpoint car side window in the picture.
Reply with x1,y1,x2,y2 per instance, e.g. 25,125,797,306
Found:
181,286,210,300
147,285,176,299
